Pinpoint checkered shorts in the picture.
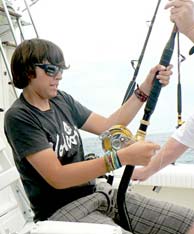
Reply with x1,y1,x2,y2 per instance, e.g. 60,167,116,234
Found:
48,182,194,234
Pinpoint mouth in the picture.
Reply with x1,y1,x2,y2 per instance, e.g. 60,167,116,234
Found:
50,84,58,89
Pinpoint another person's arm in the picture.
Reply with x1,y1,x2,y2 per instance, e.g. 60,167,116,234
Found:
132,113,194,181
132,137,188,181
132,0,194,181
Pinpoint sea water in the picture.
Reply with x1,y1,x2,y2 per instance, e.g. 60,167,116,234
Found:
82,132,194,164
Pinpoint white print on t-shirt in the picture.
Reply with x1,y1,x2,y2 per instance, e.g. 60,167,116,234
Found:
54,121,79,157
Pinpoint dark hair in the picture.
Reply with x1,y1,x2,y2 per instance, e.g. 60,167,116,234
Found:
11,38,69,89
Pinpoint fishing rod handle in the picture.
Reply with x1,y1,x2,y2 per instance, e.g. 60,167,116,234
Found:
143,28,177,117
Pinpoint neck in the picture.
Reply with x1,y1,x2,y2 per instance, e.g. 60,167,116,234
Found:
23,89,50,111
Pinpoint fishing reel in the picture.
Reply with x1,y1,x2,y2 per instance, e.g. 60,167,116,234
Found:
99,125,135,152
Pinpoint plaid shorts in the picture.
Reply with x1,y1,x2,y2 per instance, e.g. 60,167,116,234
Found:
48,182,194,234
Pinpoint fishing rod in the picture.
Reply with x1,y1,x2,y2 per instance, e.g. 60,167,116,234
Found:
176,32,185,128
122,0,162,103
100,0,162,185
117,24,177,231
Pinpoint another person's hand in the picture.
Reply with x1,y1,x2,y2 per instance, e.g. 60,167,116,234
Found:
131,166,151,181
139,64,173,96
165,0,194,39
117,140,160,166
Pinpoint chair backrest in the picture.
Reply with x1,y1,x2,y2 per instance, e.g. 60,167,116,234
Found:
0,137,34,234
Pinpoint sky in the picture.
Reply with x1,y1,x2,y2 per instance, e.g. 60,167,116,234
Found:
19,0,194,138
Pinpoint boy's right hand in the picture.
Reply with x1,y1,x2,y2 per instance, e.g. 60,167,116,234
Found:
117,140,160,166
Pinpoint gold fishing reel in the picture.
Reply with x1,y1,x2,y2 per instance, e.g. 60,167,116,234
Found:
99,124,135,152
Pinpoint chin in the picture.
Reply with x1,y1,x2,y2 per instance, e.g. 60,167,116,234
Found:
49,91,58,98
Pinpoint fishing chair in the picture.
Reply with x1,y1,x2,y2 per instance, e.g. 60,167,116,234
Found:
0,137,122,234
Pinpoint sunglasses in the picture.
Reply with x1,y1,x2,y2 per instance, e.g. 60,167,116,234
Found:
35,63,64,77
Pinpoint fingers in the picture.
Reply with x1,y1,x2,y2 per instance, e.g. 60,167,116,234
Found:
165,0,192,10
147,141,160,156
137,140,160,162
152,142,161,151
120,140,160,166
142,64,173,94
149,64,173,75
131,167,147,182
144,140,160,149
155,64,173,86
149,64,165,76
164,0,194,32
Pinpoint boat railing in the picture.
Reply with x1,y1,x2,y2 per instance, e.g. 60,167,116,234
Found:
0,0,40,105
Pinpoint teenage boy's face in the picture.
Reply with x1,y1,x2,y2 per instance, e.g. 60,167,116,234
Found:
29,63,62,99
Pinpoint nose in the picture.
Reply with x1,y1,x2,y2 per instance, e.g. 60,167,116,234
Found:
54,72,62,80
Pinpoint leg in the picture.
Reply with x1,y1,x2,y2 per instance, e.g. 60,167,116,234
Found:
122,191,194,234
49,188,132,234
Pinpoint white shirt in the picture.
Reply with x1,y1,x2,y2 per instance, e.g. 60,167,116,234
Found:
172,113,194,149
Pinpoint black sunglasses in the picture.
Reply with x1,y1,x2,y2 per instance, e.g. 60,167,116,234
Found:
35,63,63,77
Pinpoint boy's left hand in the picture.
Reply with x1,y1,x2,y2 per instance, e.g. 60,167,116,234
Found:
140,64,173,96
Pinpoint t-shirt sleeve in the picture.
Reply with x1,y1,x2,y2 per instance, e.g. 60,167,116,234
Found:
59,91,92,128
172,113,194,149
4,108,51,162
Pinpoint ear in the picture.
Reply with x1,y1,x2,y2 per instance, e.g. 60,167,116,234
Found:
28,70,36,80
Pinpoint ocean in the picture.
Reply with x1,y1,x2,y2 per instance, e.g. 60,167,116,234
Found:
82,132,194,164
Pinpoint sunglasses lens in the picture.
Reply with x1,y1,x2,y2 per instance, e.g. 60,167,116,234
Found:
35,64,63,77
46,65,59,76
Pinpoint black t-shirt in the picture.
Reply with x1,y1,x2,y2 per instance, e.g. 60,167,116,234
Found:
4,90,95,221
